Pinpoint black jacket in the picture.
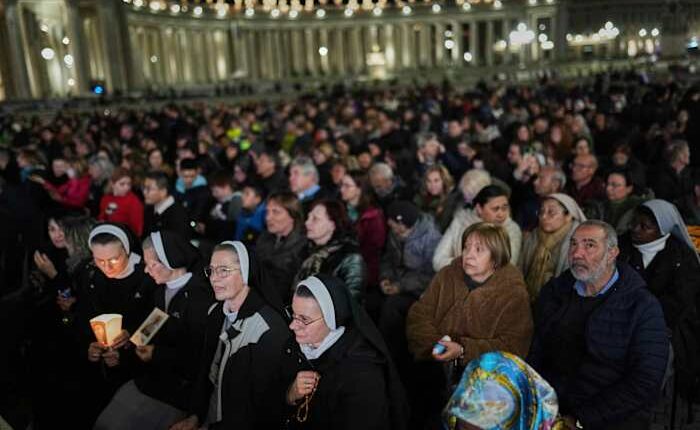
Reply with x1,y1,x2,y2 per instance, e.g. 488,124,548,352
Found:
190,290,297,429
176,185,214,224
143,200,192,240
134,275,214,410
619,234,700,396
528,263,669,429
255,228,307,304
286,328,392,430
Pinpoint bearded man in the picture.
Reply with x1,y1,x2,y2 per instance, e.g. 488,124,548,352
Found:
528,220,669,430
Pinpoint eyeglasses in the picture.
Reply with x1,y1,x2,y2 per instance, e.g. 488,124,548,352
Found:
203,266,240,278
94,254,125,268
285,306,324,326
538,209,565,218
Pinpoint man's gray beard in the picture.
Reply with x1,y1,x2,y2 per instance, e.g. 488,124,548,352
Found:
571,250,610,285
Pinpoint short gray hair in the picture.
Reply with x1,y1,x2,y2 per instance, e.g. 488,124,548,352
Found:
290,156,319,183
667,140,689,163
577,219,618,250
416,132,438,149
369,162,394,181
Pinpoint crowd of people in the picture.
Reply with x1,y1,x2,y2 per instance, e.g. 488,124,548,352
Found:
1,71,700,430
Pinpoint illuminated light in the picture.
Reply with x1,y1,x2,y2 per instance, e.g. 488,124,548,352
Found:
318,46,328,56
93,85,104,95
545,0,553,3
402,5,412,15
217,6,228,17
639,28,647,37
510,24,535,45
539,24,546,31
150,55,158,63
592,33,600,41
541,40,554,50
133,0,144,7
494,40,507,51
431,3,441,13
316,8,326,17
445,30,453,38
461,2,471,11
344,7,354,17
63,54,74,66
271,8,281,18
651,28,659,37
517,23,527,32
193,5,203,16
463,52,473,62
605,21,613,30
444,40,455,49
372,7,382,16
493,0,502,9
566,33,572,41
528,0,536,5
41,48,55,60
538,33,547,43
245,8,255,17
289,9,299,18
123,0,131,3
40,23,49,33
170,4,180,13
575,34,583,42
149,1,161,11
67,78,76,86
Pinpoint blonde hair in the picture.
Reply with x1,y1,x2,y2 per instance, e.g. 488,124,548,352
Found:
461,222,511,269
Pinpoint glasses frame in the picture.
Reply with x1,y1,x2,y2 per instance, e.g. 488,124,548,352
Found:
204,265,240,278
285,306,324,326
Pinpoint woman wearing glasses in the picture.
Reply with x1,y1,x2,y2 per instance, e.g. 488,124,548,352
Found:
285,275,409,430
73,222,156,427
94,230,212,429
171,241,297,430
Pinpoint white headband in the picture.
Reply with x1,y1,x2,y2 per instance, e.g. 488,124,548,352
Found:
220,240,249,284
297,276,336,330
150,232,173,270
89,225,130,255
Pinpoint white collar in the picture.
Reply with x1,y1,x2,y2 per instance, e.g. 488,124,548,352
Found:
166,272,192,290
113,253,142,279
633,234,670,268
155,195,175,215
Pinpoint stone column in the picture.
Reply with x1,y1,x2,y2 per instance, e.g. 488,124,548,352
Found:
469,19,477,66
4,0,31,98
65,0,90,93
485,20,494,66
434,22,444,67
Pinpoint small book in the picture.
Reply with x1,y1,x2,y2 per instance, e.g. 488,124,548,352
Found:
90,314,123,347
130,308,169,347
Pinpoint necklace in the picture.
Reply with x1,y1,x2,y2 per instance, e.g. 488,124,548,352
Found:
296,383,318,423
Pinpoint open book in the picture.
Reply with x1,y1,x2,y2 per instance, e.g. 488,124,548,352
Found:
90,314,123,347
130,308,169,347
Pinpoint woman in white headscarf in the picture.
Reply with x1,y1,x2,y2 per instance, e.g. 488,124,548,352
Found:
170,241,297,430
285,274,409,430
519,193,587,303
619,199,700,398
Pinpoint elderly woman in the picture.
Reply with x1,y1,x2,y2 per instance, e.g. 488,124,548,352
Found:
407,223,533,426
94,231,213,429
619,200,700,398
255,191,308,304
433,185,522,271
285,275,409,430
519,194,586,303
294,199,367,303
444,352,564,430
171,241,295,430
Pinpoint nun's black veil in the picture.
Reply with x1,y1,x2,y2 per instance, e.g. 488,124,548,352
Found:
312,274,410,430
155,230,204,274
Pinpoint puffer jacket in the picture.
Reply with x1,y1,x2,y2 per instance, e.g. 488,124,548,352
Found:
379,215,442,298
528,263,669,429
432,207,522,271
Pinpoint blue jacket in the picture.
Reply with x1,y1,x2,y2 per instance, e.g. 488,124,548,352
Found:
528,262,669,429
234,202,266,245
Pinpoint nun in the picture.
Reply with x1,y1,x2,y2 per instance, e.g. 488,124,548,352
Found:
93,230,213,429
72,222,156,426
285,275,409,430
170,241,297,430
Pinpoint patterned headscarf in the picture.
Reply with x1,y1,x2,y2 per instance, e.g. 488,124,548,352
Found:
444,352,565,430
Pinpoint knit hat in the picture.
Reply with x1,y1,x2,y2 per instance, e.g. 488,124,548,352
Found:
387,201,420,228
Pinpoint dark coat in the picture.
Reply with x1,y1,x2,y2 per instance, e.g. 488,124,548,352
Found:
176,185,214,224
650,164,694,209
619,234,700,396
143,200,192,240
286,328,392,430
190,290,297,429
528,263,669,429
134,275,214,410
354,206,386,288
255,228,307,304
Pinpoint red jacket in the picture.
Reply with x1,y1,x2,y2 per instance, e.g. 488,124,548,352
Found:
99,192,145,237
355,206,386,287
43,175,92,210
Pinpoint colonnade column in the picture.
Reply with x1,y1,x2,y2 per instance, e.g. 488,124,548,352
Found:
485,20,494,66
4,0,31,98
